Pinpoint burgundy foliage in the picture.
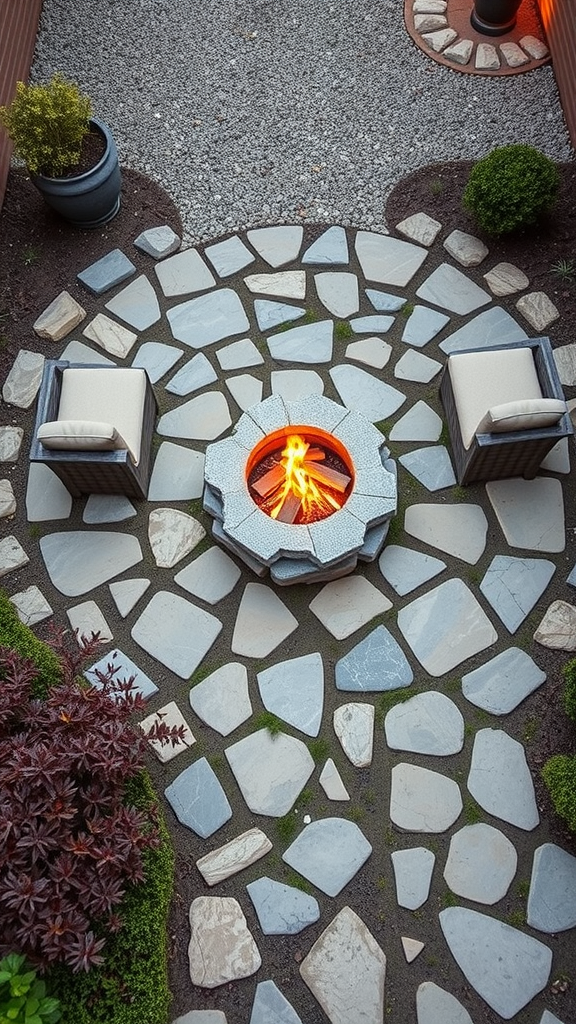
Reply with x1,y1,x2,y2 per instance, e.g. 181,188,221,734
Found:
0,629,184,973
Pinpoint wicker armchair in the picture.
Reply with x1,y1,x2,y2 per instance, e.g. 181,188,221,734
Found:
439,337,573,485
30,360,158,498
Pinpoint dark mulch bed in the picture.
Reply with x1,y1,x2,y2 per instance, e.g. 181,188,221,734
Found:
2,160,576,1024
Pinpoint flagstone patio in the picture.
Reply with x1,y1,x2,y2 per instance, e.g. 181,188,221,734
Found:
1,220,575,1024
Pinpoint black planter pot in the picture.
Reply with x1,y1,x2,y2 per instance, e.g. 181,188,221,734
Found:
471,0,523,34
32,118,121,228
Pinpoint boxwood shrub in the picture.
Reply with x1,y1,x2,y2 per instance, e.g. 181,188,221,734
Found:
463,144,559,235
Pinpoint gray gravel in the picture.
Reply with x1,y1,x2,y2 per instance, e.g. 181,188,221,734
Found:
32,0,573,243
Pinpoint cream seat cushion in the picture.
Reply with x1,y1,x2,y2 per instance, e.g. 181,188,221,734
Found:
448,347,542,450
58,368,147,465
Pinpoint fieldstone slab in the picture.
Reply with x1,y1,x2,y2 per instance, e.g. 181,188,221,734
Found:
158,391,231,440
310,576,392,640
217,338,264,369
244,271,306,299
553,344,576,387
134,224,180,259
520,33,548,57
365,289,406,312
439,305,527,354
67,601,112,645
385,691,464,755
172,1013,226,1024
319,758,350,801
315,272,359,317
283,819,372,896
349,314,394,334
109,578,150,618
467,728,539,830
40,531,142,597
540,437,570,474
246,226,303,267
345,336,392,369
226,374,263,410
355,231,427,287
196,829,273,886
188,897,261,987
82,313,138,359
132,341,183,382
395,212,441,247
300,907,385,1024
534,600,576,651
421,27,457,49
538,1014,565,1024
33,290,85,340
165,757,231,837
444,39,474,64
246,877,320,935
462,647,546,714
167,289,249,348
9,585,53,626
131,590,222,678
148,508,205,567
302,226,349,265
2,350,45,408
166,352,218,395
140,701,195,763
148,442,205,500
416,263,491,314
402,305,450,346
480,555,555,632
59,340,115,365
0,426,24,462
225,729,314,816
378,544,446,596
439,907,552,1019
204,235,255,277
486,477,565,552
77,249,136,295
86,649,158,700
175,546,241,604
333,702,375,767
528,843,576,933
391,847,435,909
500,40,530,65
189,662,252,736
26,464,72,522
271,369,324,400
232,583,298,657
105,274,160,330
443,824,517,904
416,982,474,1024
0,479,16,517
394,349,442,383
155,248,215,296
257,652,324,736
517,291,559,331
390,763,462,832
330,364,406,420
402,937,424,963
335,624,413,692
250,981,303,1024
443,230,488,267
483,261,529,296
82,494,136,524
389,401,441,441
268,320,333,364
399,446,456,491
404,504,487,564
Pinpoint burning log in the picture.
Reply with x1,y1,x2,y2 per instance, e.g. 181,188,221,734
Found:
302,461,350,493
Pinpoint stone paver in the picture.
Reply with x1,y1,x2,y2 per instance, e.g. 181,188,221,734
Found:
188,897,261,988
217,338,264,369
86,648,158,700
26,464,72,522
402,937,424,963
83,494,136,524
309,576,392,640
148,508,205,567
416,263,490,314
334,702,375,766
315,272,359,317
467,728,539,830
246,878,320,935
232,583,298,657
132,342,183,382
131,590,222,678
3,350,45,408
0,426,24,462
480,555,556,633
257,653,324,736
335,624,413,692
378,544,446,596
516,291,559,331
390,763,462,832
443,824,517,904
527,843,576,933
398,579,497,675
483,261,529,296
105,274,161,330
394,349,442,382
0,478,16,517
395,212,441,246
486,478,565,553
439,907,552,1019
109,578,150,618
398,446,456,491
166,352,218,395
167,289,249,347
175,546,241,604
401,304,450,346
319,758,350,800
40,531,142,597
205,235,255,277
404,503,487,563
534,600,576,651
83,313,138,359
385,691,464,754
268,320,333,364
443,230,488,267
249,981,303,1024
189,663,252,736
330,364,406,420
271,369,323,400
225,729,314,816
158,391,232,440
33,290,85,340
389,400,441,441
155,248,215,297
244,270,306,298
77,249,135,295
462,647,546,714
134,224,180,259
148,442,205,500
283,819,372,896
67,600,112,644
246,226,303,267
165,757,231,837
9,585,53,626
391,847,435,909
416,982,474,1024
345,336,393,369
196,829,273,886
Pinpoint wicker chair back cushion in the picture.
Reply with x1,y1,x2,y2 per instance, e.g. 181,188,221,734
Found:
448,347,542,449
58,368,147,465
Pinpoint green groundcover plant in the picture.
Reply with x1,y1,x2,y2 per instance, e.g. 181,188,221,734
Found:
463,144,559,235
541,656,576,833
0,590,176,1023
0,952,61,1024
0,74,92,177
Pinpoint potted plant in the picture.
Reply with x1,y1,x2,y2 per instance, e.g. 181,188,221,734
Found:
0,73,121,228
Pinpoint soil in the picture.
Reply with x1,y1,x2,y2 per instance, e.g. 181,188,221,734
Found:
1,161,576,1024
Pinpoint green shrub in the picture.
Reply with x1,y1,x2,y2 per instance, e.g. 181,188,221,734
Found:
0,74,92,177
0,953,61,1024
562,658,576,723
463,145,559,235
0,589,61,696
541,755,576,832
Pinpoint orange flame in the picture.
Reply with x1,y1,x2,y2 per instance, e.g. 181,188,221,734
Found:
269,434,342,521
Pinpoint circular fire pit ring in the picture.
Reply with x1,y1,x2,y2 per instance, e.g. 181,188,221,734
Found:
203,395,397,585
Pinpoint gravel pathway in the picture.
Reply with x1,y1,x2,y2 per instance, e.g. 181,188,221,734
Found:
31,0,572,243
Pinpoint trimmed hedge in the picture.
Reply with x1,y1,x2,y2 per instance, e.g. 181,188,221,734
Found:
46,772,174,1024
0,588,61,695
463,144,559,235
541,755,576,833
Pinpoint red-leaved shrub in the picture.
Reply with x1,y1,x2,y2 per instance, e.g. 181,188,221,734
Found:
0,630,182,972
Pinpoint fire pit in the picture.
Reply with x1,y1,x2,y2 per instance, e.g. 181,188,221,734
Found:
203,395,397,585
